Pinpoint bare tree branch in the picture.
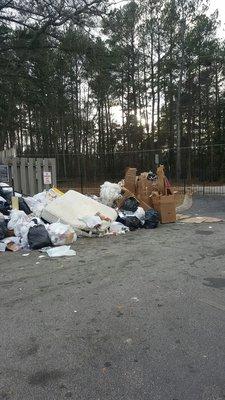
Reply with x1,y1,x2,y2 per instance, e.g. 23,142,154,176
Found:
0,0,107,31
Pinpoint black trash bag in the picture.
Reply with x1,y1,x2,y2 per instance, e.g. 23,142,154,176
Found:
28,225,52,250
144,209,159,229
0,187,13,203
19,197,32,215
116,215,126,224
0,201,10,215
0,219,7,240
124,216,142,231
122,197,139,213
147,171,157,181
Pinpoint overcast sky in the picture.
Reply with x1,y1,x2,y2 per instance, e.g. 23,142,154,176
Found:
209,0,225,37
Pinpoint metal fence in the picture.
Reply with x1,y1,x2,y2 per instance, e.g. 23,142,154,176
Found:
16,144,225,195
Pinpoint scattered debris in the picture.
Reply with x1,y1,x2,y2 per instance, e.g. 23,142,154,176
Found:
177,215,223,223
46,245,76,258
0,165,222,257
131,297,139,302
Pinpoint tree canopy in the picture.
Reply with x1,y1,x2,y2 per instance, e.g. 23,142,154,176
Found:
0,0,225,182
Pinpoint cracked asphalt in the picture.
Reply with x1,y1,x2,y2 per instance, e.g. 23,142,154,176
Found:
1,195,225,400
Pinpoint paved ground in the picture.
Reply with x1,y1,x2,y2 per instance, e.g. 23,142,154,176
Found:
1,196,225,400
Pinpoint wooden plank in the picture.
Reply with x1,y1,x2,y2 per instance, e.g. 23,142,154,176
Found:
11,158,19,192
36,158,43,193
28,158,36,196
20,158,29,195
50,158,57,186
12,158,22,193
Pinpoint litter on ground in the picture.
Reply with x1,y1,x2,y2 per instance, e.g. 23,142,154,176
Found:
0,164,222,257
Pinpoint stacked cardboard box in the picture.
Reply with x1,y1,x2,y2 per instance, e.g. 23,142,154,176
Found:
122,165,176,223
136,173,156,208
124,168,137,194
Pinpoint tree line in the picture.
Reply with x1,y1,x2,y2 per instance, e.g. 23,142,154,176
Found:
0,0,225,182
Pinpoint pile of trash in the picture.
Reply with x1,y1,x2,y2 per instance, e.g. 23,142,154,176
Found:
0,165,175,256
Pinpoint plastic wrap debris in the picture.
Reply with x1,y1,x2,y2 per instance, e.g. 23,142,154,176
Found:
100,182,122,207
0,220,7,240
79,215,102,229
47,222,76,246
7,242,21,252
0,242,6,252
121,197,139,213
2,236,21,245
41,190,117,233
24,188,62,218
144,209,160,229
28,225,52,250
46,245,76,258
109,222,129,234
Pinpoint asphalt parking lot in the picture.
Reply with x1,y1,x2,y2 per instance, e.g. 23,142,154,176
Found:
1,195,225,400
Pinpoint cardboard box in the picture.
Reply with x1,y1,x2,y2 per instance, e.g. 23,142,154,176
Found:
136,175,156,208
124,168,137,194
152,194,176,224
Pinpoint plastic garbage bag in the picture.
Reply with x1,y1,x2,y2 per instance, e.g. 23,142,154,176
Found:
0,200,10,215
24,192,47,217
147,171,157,181
100,182,122,207
124,216,142,231
47,222,76,246
46,245,76,258
0,186,13,203
8,210,30,233
19,198,32,215
134,207,145,223
121,197,139,213
7,211,41,247
109,221,129,234
117,215,142,231
144,209,159,229
24,189,61,217
120,207,145,225
19,218,44,248
28,225,52,250
0,219,7,240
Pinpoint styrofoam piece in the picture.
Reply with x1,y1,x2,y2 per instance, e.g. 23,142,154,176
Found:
41,190,117,230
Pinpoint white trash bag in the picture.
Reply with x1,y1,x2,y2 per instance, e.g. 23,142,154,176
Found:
109,221,129,234
100,182,122,207
47,222,76,246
